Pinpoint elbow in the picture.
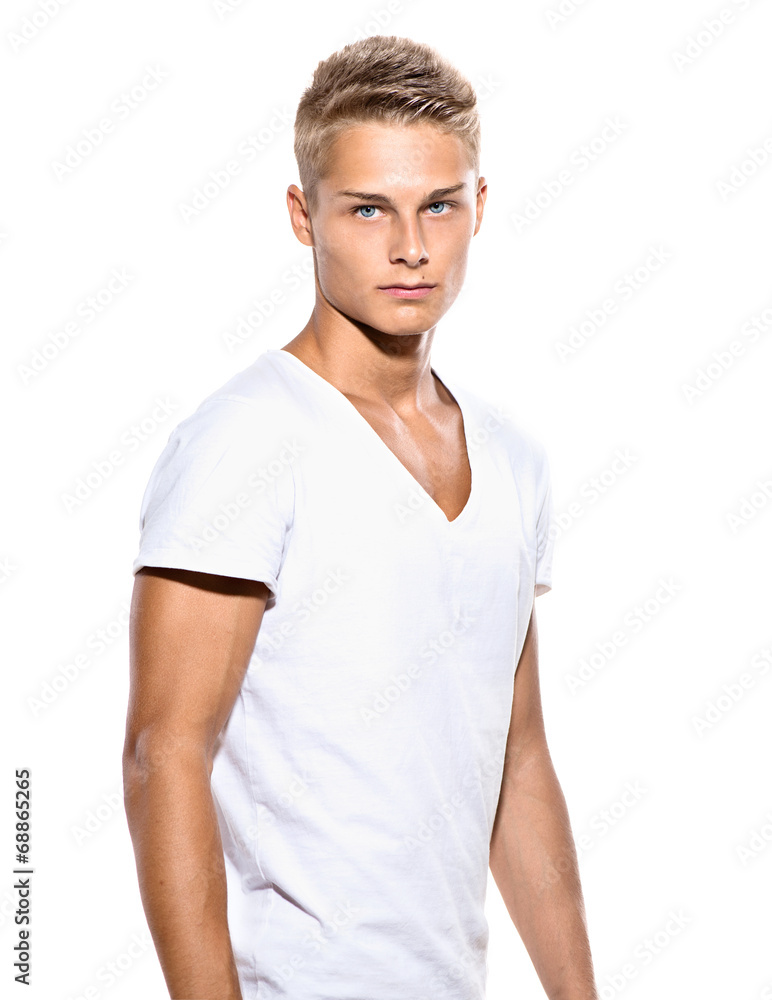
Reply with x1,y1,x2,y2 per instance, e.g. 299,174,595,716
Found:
122,727,211,802
499,740,557,798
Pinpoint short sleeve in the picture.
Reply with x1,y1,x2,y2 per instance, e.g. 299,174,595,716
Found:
132,396,293,596
533,440,555,597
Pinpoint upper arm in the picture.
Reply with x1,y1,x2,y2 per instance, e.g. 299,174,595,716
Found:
503,596,550,773
123,567,270,772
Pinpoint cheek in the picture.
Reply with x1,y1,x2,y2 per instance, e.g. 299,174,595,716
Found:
315,223,370,269
313,231,373,305
441,243,471,283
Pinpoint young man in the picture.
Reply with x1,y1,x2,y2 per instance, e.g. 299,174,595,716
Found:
123,34,598,1000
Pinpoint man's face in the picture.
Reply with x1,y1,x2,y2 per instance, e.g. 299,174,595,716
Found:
294,122,486,339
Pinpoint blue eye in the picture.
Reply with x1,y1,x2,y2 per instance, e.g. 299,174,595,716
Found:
353,201,451,218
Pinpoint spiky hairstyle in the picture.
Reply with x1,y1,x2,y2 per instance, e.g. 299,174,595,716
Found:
293,35,480,213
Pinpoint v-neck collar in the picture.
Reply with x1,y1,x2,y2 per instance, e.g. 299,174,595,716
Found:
267,348,477,527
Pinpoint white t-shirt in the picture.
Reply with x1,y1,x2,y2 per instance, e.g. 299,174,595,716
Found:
133,347,555,1000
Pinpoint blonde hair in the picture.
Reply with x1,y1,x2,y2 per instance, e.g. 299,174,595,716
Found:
293,35,481,214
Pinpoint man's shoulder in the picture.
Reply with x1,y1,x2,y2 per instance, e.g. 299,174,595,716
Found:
174,350,307,442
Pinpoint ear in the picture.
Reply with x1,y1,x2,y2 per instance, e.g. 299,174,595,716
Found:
473,176,487,237
286,184,314,247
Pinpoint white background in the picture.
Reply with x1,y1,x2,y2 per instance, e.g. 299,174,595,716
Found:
2,1,771,998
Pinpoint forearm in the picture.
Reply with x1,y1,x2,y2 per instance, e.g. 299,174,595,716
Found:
489,749,598,1000
123,741,243,1000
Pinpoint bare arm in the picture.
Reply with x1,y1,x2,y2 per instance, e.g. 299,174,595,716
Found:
122,567,271,1000
489,600,598,1000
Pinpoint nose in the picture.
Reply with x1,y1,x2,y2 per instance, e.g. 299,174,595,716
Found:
389,215,429,267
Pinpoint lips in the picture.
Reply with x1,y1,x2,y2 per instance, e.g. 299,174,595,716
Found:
379,284,436,299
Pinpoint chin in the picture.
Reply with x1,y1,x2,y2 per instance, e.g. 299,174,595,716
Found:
339,305,436,339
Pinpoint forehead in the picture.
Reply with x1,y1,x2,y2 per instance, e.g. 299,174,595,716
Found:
321,122,472,191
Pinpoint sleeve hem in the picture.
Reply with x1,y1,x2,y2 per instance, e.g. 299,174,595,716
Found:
132,548,278,595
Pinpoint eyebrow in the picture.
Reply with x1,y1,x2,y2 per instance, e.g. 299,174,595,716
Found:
334,183,467,207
